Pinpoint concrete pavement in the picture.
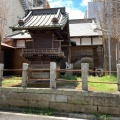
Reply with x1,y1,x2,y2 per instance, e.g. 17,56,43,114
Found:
0,111,87,120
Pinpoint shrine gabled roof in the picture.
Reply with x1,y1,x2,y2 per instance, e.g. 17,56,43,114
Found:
11,7,68,31
69,19,102,37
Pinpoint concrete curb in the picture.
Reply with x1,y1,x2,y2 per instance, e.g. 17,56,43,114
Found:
0,107,120,120
69,113,120,120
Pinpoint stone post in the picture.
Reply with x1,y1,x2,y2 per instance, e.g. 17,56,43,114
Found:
81,63,89,91
21,63,28,87
50,62,56,88
0,64,4,87
117,64,120,91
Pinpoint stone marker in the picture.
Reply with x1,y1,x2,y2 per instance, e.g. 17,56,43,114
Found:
50,62,56,88
81,63,89,91
22,63,29,87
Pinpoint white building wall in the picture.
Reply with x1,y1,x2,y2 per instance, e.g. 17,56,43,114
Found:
93,37,102,45
71,37,103,46
87,1,104,22
71,38,80,45
17,40,25,47
82,38,91,45
1,0,25,39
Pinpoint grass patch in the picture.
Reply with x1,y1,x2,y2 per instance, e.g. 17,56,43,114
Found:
60,75,117,92
93,112,110,120
2,76,21,87
23,107,56,115
2,75,118,92
87,75,117,92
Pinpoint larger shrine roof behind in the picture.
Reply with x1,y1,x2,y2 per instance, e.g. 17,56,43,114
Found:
69,19,102,37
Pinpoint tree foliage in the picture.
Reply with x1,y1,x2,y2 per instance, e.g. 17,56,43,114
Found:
92,0,120,71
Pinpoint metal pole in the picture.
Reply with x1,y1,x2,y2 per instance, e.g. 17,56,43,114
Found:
106,0,111,76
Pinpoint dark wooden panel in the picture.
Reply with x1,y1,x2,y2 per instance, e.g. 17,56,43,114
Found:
70,46,103,68
33,34,52,48
53,41,59,48
25,41,33,49
12,49,30,75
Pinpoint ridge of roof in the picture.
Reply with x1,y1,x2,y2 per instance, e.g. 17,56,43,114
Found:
69,18,96,24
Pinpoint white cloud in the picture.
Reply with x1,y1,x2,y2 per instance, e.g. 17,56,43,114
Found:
48,0,73,8
66,8,84,19
48,0,85,19
81,0,91,6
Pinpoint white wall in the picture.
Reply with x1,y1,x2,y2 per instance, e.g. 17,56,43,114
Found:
71,37,103,46
1,0,25,39
71,38,80,45
93,37,102,45
17,40,25,47
82,38,91,45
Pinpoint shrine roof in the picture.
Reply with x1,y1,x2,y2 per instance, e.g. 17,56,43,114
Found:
69,19,102,37
11,7,68,31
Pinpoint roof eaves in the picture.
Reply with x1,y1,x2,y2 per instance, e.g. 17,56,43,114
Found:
70,35,103,38
1,42,15,48
11,25,64,31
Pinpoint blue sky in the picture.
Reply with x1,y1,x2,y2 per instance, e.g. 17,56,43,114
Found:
48,0,91,19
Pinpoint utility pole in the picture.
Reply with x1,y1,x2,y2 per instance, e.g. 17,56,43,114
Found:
106,0,111,75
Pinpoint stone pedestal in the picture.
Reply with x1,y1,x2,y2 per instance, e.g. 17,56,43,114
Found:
28,63,59,80
28,64,50,79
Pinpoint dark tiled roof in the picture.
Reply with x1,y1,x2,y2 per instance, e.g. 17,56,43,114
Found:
11,7,68,30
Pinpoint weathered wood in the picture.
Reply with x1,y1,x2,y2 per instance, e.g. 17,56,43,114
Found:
22,63,29,87
70,46,103,68
56,79,117,84
56,79,82,82
50,62,56,88
22,48,62,54
68,47,71,63
22,48,64,61
88,81,117,84
28,79,50,81
81,63,89,91
3,69,22,71
12,8,69,71
56,69,81,72
28,69,50,72
0,64,4,87
117,64,120,91
12,49,30,75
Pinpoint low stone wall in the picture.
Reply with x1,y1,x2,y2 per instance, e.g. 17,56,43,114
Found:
0,87,120,116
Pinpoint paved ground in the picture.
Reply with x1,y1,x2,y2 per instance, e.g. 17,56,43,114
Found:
0,111,87,120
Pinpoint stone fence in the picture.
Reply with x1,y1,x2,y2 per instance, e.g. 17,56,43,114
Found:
0,87,120,116
0,63,120,116
0,62,120,91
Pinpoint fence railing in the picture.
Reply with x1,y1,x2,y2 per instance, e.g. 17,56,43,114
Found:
0,62,120,91
22,48,63,55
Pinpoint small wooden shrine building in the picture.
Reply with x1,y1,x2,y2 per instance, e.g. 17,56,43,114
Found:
11,7,69,74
